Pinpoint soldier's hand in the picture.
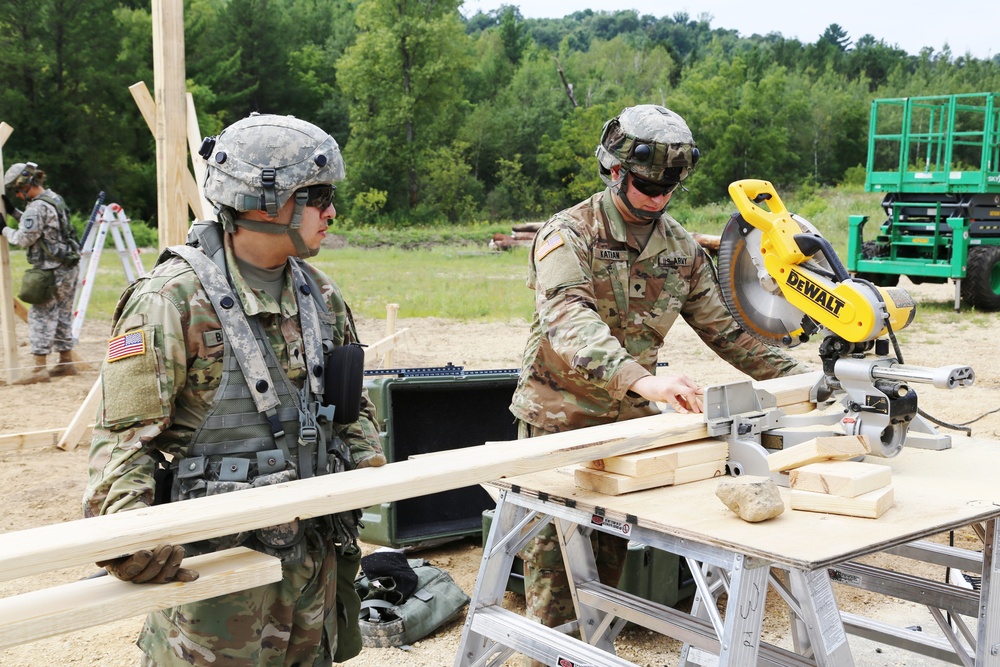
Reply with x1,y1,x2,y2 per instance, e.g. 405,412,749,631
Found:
630,374,705,414
98,544,200,584
0,211,5,231
1,193,14,215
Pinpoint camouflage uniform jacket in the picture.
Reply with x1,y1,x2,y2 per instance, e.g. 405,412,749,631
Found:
84,232,383,519
509,189,807,432
1,189,72,269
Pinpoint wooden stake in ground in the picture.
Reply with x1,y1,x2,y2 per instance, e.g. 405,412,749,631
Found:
382,303,399,368
0,121,20,385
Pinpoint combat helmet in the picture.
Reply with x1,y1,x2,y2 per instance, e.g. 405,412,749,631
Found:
596,105,699,220
4,162,43,196
198,113,344,257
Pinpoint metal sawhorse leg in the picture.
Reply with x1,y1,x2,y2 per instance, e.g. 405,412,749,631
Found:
456,488,855,667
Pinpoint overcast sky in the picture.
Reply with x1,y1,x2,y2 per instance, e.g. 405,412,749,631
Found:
460,0,996,60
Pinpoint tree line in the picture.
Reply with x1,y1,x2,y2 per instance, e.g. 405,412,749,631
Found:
2,0,998,227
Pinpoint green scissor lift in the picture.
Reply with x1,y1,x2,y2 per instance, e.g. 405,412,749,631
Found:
846,92,1000,310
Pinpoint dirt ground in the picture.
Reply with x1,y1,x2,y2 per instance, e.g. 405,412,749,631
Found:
0,277,997,666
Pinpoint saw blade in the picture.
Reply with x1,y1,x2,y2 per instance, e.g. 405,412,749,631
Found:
717,214,809,348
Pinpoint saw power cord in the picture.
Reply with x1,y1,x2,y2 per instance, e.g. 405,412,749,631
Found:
885,321,975,436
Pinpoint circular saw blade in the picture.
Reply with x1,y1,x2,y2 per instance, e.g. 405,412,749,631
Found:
716,214,807,348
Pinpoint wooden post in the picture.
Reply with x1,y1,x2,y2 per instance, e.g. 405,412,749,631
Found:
383,303,399,368
57,378,102,450
151,0,189,249
0,121,19,384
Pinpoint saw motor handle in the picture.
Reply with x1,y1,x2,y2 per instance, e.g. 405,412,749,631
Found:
728,179,807,264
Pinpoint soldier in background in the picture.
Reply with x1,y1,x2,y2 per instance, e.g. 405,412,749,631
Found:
84,114,385,666
1,162,80,383
509,104,808,665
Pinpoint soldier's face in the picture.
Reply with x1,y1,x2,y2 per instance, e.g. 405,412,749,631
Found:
296,200,336,254
610,166,672,220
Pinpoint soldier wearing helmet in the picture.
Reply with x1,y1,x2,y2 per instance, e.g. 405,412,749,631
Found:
509,105,807,660
85,114,385,666
1,161,81,383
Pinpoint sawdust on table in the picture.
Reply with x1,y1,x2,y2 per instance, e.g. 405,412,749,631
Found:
0,277,996,666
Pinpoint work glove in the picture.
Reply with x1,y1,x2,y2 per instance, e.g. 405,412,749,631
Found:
0,211,5,231
98,544,200,584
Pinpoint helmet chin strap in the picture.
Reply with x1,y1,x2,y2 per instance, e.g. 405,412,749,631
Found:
614,171,667,222
231,190,318,258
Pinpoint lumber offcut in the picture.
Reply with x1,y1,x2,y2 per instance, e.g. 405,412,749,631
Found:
790,485,895,519
789,461,892,498
587,439,727,477
575,459,726,495
768,435,870,472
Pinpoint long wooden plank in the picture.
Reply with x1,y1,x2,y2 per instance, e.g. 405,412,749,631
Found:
57,377,102,450
0,372,817,582
0,547,281,649
586,439,728,477
789,461,892,498
574,459,727,495
0,425,94,452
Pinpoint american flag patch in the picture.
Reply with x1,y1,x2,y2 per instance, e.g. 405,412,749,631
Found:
535,231,565,261
107,330,146,362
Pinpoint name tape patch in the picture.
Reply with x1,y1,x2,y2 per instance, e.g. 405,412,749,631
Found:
596,248,628,262
107,329,146,362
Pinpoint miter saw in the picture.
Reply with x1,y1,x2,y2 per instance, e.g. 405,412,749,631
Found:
705,179,974,484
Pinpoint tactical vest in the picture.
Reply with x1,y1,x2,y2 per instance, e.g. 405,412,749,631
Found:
32,192,81,267
163,222,355,562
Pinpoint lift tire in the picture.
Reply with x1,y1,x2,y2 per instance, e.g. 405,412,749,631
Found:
853,241,899,287
962,246,1000,311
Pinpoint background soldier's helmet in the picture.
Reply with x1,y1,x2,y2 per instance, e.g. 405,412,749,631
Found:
3,162,43,194
200,113,345,216
596,105,699,187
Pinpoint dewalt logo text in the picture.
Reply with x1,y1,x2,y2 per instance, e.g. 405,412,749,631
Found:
787,269,846,316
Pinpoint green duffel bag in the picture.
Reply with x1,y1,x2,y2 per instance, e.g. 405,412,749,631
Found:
18,267,57,305
356,555,470,648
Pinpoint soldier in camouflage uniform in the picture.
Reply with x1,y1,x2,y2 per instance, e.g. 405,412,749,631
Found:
509,105,808,664
1,162,80,383
84,114,386,666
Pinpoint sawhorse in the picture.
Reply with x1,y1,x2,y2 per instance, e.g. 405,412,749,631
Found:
455,487,855,667
71,202,146,342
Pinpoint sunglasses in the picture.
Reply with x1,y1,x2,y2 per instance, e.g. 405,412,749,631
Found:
301,183,336,210
629,173,680,197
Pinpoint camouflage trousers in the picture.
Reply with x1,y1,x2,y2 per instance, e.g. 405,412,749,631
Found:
517,421,628,667
27,263,77,356
137,538,362,667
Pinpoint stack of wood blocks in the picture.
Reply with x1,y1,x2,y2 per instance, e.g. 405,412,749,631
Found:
769,436,895,519
575,439,728,495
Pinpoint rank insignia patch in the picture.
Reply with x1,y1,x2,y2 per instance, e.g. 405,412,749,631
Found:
535,231,565,261
107,330,146,362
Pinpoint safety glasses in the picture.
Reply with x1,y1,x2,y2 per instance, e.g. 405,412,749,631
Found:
629,173,679,198
301,183,336,210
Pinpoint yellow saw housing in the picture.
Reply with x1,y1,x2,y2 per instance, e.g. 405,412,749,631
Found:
727,180,915,343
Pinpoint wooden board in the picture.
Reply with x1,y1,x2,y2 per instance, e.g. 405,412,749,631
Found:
0,547,280,649
586,439,728,477
575,459,726,495
790,485,895,519
789,460,892,498
0,372,821,582
768,435,870,472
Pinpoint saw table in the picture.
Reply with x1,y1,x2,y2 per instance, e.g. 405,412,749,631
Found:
454,437,1000,667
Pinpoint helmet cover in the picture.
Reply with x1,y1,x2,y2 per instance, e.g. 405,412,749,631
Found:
202,114,345,215
597,105,699,184
3,162,42,193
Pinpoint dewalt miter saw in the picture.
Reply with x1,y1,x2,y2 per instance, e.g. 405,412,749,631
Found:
705,180,974,481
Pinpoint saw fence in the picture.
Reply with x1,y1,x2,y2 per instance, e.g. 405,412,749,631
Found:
0,373,817,648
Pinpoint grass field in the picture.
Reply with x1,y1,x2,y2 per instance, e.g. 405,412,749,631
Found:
3,184,895,323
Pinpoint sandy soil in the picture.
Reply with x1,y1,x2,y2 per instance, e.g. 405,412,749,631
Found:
0,277,996,666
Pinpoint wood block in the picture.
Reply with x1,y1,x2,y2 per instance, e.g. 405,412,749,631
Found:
0,547,281,649
586,439,728,477
768,436,871,472
790,485,894,519
789,461,892,498
575,459,726,496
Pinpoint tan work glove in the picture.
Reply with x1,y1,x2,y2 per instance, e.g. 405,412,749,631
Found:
98,544,200,584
